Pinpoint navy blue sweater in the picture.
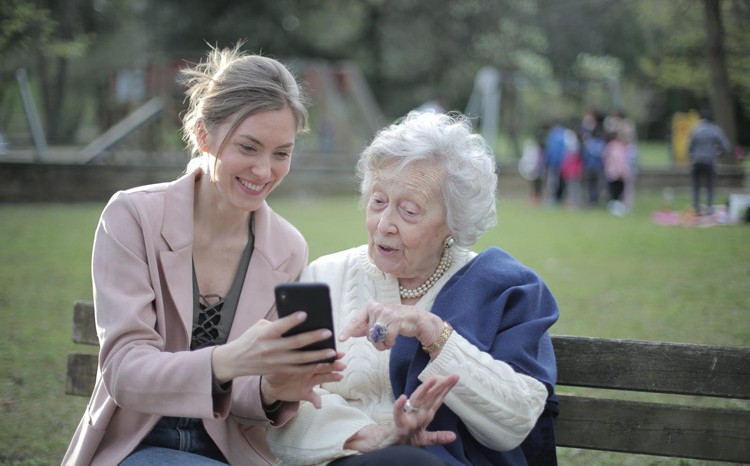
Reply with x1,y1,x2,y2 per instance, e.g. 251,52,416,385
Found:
390,247,559,466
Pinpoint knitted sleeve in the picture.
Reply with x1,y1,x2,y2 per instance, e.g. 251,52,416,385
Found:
419,331,548,450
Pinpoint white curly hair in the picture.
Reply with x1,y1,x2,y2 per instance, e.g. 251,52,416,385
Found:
356,110,498,247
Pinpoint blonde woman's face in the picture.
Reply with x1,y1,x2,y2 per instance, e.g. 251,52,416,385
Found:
205,108,296,212
365,161,451,289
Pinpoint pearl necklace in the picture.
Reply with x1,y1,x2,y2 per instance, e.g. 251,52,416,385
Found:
399,246,452,299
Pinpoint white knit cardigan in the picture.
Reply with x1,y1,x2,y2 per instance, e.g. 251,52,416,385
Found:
266,245,547,466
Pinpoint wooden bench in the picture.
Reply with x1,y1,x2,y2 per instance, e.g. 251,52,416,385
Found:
65,300,100,397
67,300,750,463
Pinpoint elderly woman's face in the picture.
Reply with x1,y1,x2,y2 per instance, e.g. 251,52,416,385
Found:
365,161,451,288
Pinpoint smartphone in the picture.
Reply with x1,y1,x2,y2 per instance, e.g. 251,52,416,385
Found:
274,282,336,363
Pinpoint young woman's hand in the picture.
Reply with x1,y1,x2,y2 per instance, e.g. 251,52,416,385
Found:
211,312,345,399
260,353,345,408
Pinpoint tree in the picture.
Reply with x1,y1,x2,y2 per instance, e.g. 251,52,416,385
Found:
0,0,57,138
0,0,97,144
5,0,748,155
703,0,736,153
636,0,748,151
469,0,552,158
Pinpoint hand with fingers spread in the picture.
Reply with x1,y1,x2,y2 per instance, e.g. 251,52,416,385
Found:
343,375,459,453
212,311,345,407
391,375,459,447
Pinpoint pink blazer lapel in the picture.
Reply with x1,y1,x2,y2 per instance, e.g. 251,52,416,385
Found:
160,170,199,342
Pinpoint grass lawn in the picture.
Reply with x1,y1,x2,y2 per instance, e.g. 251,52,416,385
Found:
0,182,748,465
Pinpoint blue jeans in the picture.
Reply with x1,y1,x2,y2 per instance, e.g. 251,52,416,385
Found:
120,446,229,465
120,417,228,465
691,162,715,213
328,445,451,466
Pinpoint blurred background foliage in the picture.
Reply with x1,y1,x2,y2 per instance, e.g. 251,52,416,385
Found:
1,0,749,160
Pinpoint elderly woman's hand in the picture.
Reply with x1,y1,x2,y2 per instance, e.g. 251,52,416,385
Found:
343,374,459,452
340,301,445,352
393,374,459,446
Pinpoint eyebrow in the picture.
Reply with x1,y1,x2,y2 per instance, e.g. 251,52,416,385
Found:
237,135,295,149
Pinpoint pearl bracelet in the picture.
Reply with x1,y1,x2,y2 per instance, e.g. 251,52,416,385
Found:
422,321,453,354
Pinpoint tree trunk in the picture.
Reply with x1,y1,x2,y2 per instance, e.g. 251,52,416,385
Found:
703,0,737,162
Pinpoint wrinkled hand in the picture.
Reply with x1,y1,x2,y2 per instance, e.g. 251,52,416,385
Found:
343,374,459,452
392,374,459,446
212,312,345,406
339,301,443,351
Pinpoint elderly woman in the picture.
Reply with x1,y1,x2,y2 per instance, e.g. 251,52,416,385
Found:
267,111,559,466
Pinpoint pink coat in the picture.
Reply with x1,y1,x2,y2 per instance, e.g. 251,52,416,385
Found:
603,140,631,181
63,169,308,465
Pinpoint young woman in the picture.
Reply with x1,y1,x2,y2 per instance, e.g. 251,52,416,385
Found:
63,44,344,466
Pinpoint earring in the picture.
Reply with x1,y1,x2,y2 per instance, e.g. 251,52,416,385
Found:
444,236,455,249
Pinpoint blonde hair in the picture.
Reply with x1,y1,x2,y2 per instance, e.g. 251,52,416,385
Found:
180,43,309,171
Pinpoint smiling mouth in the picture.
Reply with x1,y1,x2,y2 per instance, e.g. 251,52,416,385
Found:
238,178,265,192
378,244,398,253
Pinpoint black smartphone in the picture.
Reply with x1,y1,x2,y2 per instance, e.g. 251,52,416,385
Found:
274,282,336,363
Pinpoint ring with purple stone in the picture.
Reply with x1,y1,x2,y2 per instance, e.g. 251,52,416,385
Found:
368,321,389,344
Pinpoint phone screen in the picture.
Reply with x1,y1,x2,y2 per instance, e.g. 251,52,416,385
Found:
274,282,336,363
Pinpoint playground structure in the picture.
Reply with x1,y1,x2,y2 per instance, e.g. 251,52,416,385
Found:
293,60,386,164
8,59,386,168
2,62,745,203
465,66,502,148
78,97,165,164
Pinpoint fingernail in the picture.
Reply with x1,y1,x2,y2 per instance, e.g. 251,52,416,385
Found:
321,329,332,338
297,311,307,320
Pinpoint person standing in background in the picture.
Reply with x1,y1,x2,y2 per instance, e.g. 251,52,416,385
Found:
604,109,638,210
519,127,546,205
602,130,631,216
688,108,732,215
560,130,583,209
581,124,606,207
579,108,605,207
544,122,567,206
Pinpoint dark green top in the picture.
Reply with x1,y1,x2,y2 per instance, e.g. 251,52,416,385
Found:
191,213,255,350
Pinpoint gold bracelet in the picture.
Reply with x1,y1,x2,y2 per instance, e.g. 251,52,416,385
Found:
422,321,453,353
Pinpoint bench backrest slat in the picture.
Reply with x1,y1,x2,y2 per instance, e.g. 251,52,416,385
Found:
555,394,750,463
72,300,98,345
65,353,97,396
553,335,750,398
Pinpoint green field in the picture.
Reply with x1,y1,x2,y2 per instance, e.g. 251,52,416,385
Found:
0,185,748,465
